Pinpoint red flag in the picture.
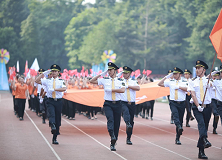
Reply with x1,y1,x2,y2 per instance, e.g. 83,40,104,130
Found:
142,69,146,75
85,70,88,77
90,69,93,74
209,9,222,62
24,60,29,76
146,70,152,76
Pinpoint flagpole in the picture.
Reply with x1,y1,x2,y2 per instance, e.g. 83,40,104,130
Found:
201,52,217,107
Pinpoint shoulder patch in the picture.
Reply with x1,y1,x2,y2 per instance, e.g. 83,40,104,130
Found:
118,78,123,81
103,77,109,79
122,82,125,86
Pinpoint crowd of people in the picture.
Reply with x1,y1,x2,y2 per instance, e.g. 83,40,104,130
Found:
8,60,222,159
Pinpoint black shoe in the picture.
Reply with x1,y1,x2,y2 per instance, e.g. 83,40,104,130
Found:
151,117,153,121
126,122,132,133
142,115,145,118
135,115,138,118
190,116,195,121
42,119,46,124
186,122,190,127
51,124,56,134
126,138,133,145
110,133,116,145
177,125,183,135
213,129,217,134
170,120,174,124
52,139,59,145
19,117,23,121
175,139,181,145
198,149,208,159
110,144,116,151
203,138,211,149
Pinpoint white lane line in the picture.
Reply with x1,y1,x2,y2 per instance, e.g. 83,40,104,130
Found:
25,111,61,160
154,116,222,137
135,120,221,150
97,119,191,160
62,118,127,160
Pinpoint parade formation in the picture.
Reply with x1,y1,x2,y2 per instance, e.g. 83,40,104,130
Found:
7,60,222,159
1,1,222,160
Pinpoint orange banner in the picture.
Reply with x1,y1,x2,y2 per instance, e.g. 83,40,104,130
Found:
63,81,169,107
209,8,222,62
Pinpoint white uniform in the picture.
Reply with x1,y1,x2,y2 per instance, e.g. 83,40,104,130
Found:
213,79,222,102
41,77,66,99
98,77,125,101
188,76,212,104
121,78,139,102
164,79,187,101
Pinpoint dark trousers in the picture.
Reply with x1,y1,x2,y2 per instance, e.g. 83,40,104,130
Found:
122,102,136,138
147,100,155,118
68,100,76,118
211,99,219,129
185,95,193,122
192,104,212,149
169,101,185,136
13,96,18,113
46,98,63,135
103,101,122,140
17,98,26,118
35,95,40,115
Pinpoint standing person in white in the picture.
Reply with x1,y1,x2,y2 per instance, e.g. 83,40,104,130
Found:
35,64,66,145
120,66,140,145
188,60,212,159
158,67,188,145
90,62,125,151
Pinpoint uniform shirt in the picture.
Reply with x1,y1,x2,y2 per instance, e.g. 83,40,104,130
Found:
15,83,28,99
213,79,222,102
121,78,139,102
209,82,216,100
98,77,125,101
188,76,212,104
41,77,66,99
164,79,187,101
34,77,46,94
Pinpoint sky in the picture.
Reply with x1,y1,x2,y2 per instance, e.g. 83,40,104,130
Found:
82,0,96,5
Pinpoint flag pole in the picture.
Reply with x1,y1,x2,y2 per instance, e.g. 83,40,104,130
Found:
201,52,217,107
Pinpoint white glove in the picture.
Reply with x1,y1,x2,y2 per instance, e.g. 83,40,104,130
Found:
197,105,203,112
211,71,218,76
39,96,43,103
125,84,129,89
117,72,123,78
104,88,112,92
43,69,51,76
100,70,108,77
31,94,35,98
48,88,55,92
165,73,173,79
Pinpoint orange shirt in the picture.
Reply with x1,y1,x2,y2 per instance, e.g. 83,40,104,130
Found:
11,81,17,96
15,83,28,99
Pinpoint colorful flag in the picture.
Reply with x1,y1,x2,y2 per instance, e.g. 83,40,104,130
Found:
209,9,222,62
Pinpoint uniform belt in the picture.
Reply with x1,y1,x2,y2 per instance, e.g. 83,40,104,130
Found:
197,104,210,108
172,100,185,104
105,100,121,104
217,101,222,106
48,97,62,101
122,101,135,105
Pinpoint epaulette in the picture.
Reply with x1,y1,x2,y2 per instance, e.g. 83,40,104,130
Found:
103,77,109,79
170,79,174,81
192,77,197,81
118,78,123,81
182,80,187,82
59,79,63,80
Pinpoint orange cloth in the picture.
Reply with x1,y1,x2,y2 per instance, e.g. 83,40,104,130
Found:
209,8,222,62
15,83,28,99
63,81,170,107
